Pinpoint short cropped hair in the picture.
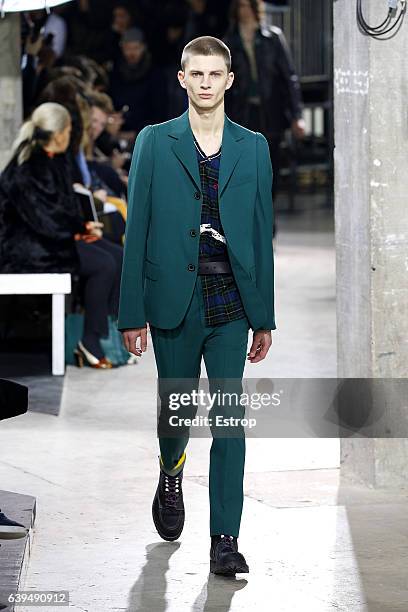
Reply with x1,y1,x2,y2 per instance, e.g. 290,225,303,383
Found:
181,36,231,72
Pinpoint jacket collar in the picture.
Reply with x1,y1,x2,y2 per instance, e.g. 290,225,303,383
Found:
168,109,245,197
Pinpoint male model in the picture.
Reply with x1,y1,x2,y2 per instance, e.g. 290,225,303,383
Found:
118,36,276,576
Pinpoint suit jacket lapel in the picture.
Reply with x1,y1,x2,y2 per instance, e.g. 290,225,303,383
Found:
169,110,244,196
170,111,201,192
218,115,243,197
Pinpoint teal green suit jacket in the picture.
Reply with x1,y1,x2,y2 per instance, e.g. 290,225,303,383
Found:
117,110,276,332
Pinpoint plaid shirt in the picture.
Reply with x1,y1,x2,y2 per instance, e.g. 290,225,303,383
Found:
194,137,247,327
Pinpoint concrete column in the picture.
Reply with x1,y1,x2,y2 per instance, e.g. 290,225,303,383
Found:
334,0,408,486
0,13,22,171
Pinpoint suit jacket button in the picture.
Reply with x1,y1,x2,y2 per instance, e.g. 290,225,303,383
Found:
187,264,195,271
190,229,197,237
194,191,201,200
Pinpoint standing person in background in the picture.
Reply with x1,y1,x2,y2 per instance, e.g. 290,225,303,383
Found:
110,2,146,62
111,2,135,37
160,5,190,120
42,7,68,59
109,28,168,139
223,0,305,235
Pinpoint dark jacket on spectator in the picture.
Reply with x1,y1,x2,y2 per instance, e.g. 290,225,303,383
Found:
109,51,167,133
223,24,303,138
0,148,85,274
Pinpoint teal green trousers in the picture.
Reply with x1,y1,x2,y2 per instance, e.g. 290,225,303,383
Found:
150,275,250,537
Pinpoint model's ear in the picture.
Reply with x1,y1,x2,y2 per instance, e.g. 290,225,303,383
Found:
225,71,234,91
177,70,187,89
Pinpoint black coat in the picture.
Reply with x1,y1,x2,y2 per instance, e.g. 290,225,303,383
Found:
109,53,168,133
223,25,303,137
0,148,85,274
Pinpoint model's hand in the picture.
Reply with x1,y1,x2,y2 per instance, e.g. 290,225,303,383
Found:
247,330,272,363
122,327,148,356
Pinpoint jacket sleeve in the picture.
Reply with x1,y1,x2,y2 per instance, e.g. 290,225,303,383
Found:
117,124,154,331
274,28,303,121
253,132,276,331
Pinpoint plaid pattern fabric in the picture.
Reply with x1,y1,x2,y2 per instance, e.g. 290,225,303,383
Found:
194,137,247,327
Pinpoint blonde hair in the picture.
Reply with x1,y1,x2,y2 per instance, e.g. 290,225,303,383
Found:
11,102,71,165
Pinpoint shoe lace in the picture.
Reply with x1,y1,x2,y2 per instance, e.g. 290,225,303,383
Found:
163,473,181,509
220,535,235,552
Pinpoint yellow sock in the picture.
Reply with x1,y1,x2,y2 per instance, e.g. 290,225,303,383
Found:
160,451,186,473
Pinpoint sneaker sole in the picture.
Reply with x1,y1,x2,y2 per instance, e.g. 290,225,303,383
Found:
210,559,249,575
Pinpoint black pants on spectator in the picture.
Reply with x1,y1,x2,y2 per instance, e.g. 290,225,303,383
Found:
76,238,123,345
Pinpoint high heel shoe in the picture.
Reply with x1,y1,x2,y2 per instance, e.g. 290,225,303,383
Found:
74,341,113,369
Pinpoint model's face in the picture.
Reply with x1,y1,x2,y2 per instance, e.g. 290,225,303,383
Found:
178,55,234,111
91,106,108,140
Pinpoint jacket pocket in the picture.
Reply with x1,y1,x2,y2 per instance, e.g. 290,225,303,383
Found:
144,260,159,281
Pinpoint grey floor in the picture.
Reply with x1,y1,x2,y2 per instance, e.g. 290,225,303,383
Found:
1,212,407,611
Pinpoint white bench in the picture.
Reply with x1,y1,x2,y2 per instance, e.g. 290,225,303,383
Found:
0,274,72,376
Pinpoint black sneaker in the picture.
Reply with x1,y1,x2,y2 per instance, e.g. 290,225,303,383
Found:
210,535,249,576
152,453,186,541
0,509,28,540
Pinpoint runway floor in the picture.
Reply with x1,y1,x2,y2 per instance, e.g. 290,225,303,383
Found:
1,216,407,611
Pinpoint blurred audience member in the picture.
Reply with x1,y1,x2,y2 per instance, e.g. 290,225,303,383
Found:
112,2,135,36
38,75,89,184
159,5,189,119
184,0,229,40
109,28,168,138
24,7,68,59
0,103,123,369
89,93,127,174
87,92,128,205
224,0,305,210
22,28,46,117
22,13,59,116
61,55,108,91
42,9,67,58
0,103,83,274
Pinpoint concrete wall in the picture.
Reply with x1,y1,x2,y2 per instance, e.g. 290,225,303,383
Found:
0,13,22,171
334,0,408,486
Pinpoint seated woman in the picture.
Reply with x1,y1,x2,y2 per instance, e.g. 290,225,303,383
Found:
0,102,124,369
